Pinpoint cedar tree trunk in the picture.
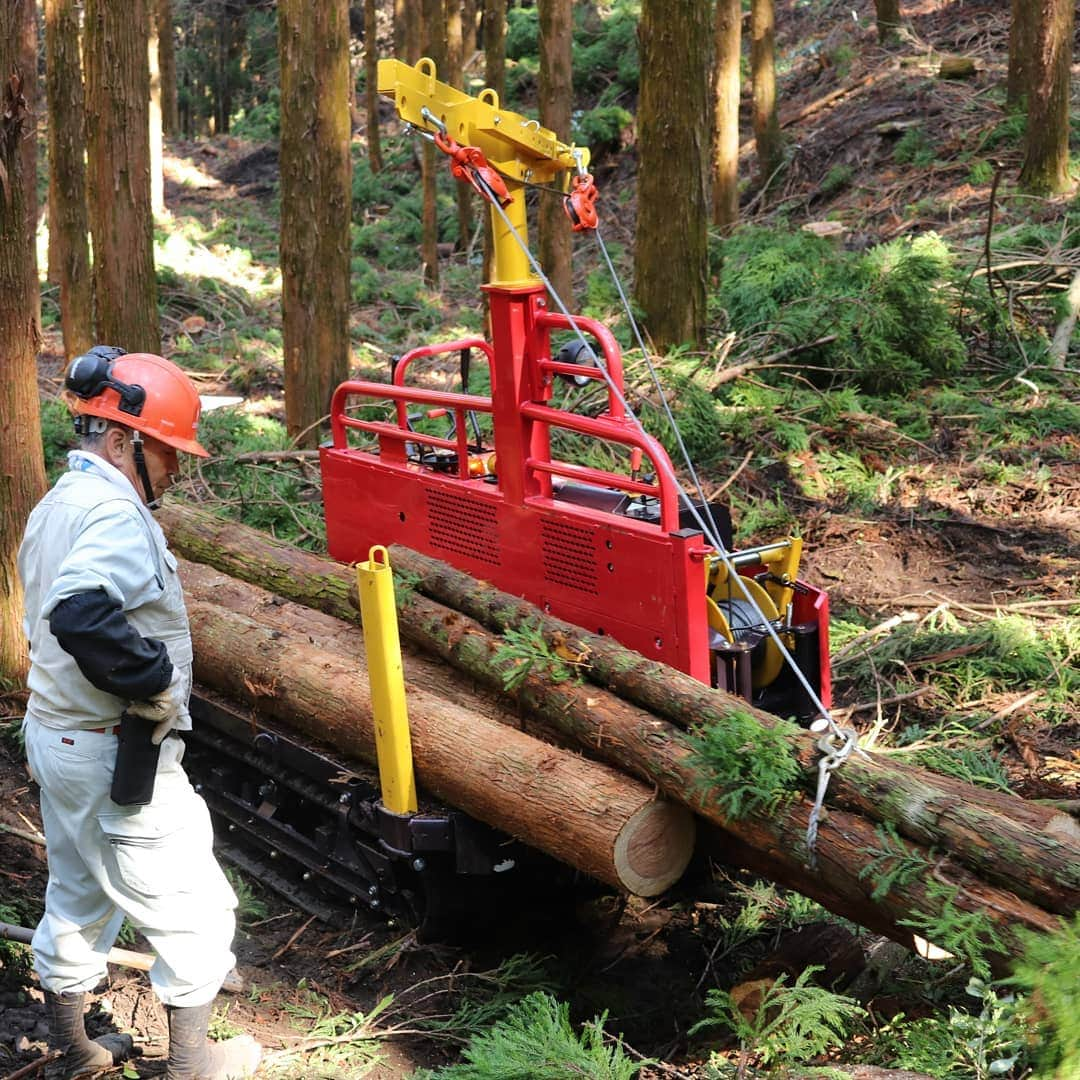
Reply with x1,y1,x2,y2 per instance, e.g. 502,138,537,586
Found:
365,0,383,173
1017,0,1074,195
158,0,179,134
633,0,710,350
446,0,472,252
85,0,160,352
420,0,443,288
44,0,94,360
537,0,573,307
0,12,47,682
481,0,506,291
18,0,40,336
750,0,782,186
712,0,742,230
278,0,353,446
874,0,901,44
148,10,164,215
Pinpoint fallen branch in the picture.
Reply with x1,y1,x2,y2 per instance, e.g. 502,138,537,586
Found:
0,922,244,993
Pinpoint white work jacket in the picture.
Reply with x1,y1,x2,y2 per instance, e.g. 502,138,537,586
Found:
18,451,194,732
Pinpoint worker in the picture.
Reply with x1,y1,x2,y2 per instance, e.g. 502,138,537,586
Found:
17,347,261,1080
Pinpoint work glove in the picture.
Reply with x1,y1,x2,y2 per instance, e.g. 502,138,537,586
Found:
127,666,185,745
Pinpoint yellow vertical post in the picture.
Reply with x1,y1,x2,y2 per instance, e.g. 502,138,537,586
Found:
356,546,418,814
489,185,533,287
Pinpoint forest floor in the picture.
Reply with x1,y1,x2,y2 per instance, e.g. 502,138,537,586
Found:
3,0,1079,1077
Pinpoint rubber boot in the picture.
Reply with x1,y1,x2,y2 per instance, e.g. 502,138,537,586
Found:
165,1001,262,1080
44,990,134,1079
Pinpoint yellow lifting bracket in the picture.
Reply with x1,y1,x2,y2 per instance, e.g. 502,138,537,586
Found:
377,56,591,287
356,545,418,815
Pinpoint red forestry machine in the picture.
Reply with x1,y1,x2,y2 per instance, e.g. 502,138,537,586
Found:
185,60,833,934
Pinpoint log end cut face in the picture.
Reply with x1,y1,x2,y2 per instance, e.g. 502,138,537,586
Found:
614,800,696,897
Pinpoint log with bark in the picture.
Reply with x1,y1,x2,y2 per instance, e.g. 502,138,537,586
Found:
160,505,1076,967
178,562,695,898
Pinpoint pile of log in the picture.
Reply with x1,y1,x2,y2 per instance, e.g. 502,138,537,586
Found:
159,505,1079,970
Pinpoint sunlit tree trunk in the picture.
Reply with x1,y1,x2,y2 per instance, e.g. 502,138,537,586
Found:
149,10,164,215
0,2,47,683
750,0,781,187
1006,0,1035,109
874,0,901,44
481,0,506,290
421,0,444,288
158,0,178,134
365,0,382,173
634,0,710,350
45,0,94,360
85,0,160,352
462,0,477,65
402,0,421,64
19,0,40,336
394,0,407,59
537,0,572,307
279,0,352,447
712,0,741,230
446,0,473,253
1018,0,1074,195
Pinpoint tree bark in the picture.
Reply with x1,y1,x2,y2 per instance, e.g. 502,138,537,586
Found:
278,0,353,446
1006,0,1035,109
537,0,573,307
445,0,472,253
364,0,383,173
148,8,165,216
157,0,179,135
480,0,506,294
18,0,40,336
633,0,710,350
157,506,1077,961
420,0,443,288
874,0,901,44
44,0,94,360
85,0,160,352
179,583,695,898
712,0,741,230
0,8,47,682
750,0,782,187
462,0,477,68
1017,0,1074,196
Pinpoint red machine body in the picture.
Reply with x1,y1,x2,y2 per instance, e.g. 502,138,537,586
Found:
321,283,831,713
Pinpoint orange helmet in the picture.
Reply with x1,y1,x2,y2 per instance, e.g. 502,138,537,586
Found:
66,348,209,458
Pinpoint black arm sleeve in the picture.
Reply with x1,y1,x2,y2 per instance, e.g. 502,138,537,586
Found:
49,589,173,701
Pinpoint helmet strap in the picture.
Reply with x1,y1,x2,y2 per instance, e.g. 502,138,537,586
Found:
130,430,159,509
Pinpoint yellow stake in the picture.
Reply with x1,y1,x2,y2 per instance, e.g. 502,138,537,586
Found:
356,546,418,814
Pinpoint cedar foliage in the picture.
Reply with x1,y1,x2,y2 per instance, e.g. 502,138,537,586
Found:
418,992,648,1079
716,228,966,392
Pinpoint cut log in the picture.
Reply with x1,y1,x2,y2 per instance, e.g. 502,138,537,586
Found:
156,506,1080,920
180,591,694,898
160,506,1073,966
378,545,1080,917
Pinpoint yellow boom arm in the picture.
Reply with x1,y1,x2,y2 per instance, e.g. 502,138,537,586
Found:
377,57,590,287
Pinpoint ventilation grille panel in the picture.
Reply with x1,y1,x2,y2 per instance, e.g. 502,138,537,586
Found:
425,490,501,565
541,519,599,595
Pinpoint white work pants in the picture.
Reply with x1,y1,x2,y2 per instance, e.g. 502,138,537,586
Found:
24,717,237,1007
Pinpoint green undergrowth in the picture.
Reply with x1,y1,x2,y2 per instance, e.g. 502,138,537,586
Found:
834,610,1079,731
413,991,648,1079
176,405,327,549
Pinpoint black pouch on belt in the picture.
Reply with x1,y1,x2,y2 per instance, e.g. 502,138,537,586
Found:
110,712,161,806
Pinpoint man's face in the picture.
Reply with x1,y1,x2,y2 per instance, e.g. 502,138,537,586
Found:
103,427,181,505
137,435,181,504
